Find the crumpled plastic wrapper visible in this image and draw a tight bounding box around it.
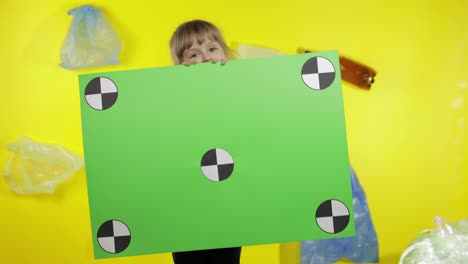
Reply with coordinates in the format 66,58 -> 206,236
399,216 -> 468,264
2,137 -> 84,195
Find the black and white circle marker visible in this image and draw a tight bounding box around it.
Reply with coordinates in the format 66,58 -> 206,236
85,77 -> 118,110
301,57 -> 336,90
315,199 -> 350,234
97,220 -> 131,254
201,148 -> 234,182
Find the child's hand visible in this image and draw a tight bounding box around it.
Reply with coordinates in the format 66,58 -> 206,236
220,57 -> 229,65
182,58 -> 228,66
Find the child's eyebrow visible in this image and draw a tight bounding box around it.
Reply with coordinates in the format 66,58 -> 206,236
184,47 -> 198,55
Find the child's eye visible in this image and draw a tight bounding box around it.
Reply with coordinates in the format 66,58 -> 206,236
190,53 -> 198,58
209,47 -> 217,52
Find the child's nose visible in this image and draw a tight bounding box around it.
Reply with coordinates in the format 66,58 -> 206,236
202,54 -> 212,62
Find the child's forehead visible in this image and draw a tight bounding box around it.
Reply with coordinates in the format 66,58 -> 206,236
188,34 -> 216,45
185,36 -> 218,49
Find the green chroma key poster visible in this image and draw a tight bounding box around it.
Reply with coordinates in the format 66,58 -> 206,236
78,51 -> 355,259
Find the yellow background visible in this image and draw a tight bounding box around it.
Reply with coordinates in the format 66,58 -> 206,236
1,0 -> 467,263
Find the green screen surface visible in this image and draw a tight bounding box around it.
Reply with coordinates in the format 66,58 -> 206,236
78,51 -> 354,259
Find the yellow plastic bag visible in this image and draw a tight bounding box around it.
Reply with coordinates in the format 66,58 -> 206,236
2,137 -> 83,194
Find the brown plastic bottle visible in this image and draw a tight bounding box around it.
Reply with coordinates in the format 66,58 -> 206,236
298,48 -> 376,89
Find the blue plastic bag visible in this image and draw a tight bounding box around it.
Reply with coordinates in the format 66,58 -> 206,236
60,5 -> 121,69
301,166 -> 379,264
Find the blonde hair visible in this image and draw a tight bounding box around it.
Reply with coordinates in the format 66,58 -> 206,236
169,20 -> 234,65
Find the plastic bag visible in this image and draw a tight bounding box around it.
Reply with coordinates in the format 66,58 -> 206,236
60,5 -> 121,69
399,216 -> 468,264
235,43 -> 284,59
2,137 -> 84,195
301,166 -> 379,264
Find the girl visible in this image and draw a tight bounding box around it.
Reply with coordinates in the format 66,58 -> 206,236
169,19 -> 242,264
170,19 -> 235,65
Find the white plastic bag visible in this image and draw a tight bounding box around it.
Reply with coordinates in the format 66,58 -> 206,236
399,216 -> 468,264
60,5 -> 121,69
2,137 -> 84,194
